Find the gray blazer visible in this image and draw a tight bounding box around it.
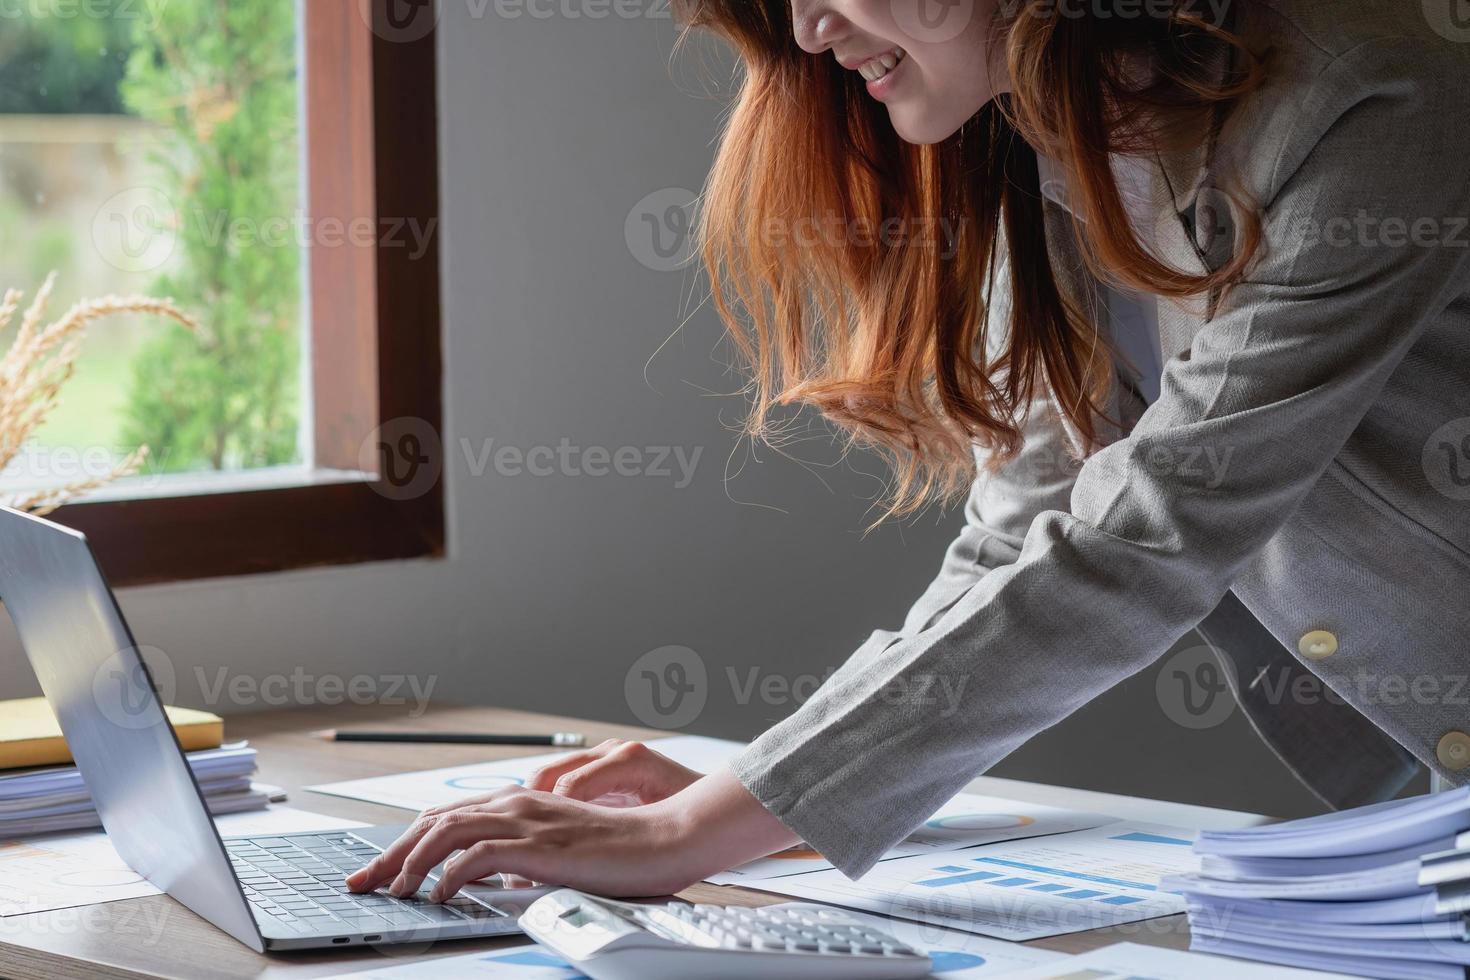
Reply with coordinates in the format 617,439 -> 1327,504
731,0 -> 1470,878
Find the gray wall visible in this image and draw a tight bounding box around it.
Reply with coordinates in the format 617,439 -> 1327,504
0,2 -> 1352,821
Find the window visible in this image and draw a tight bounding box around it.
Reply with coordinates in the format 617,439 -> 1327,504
0,0 -> 444,584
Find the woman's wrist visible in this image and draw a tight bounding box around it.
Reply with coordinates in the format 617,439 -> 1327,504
643,767 -> 802,886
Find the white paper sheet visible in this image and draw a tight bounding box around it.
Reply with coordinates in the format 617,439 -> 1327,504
987,941 -> 1353,979
754,822 -> 1204,941
306,735 -> 745,812
0,806 -> 369,916
1195,787 -> 1470,859
326,907 -> 1070,978
0,831 -> 153,916
709,793 -> 1116,883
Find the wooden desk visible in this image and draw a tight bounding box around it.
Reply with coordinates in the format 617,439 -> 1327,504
0,704 -> 1266,979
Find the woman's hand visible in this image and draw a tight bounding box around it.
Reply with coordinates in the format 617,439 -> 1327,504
344,769 -> 802,901
524,738 -> 702,807
345,786 -> 695,899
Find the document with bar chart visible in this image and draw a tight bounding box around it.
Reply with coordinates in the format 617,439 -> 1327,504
754,822 -> 1202,941
707,792 -> 1117,884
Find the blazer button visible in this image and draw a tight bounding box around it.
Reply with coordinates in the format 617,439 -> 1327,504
1298,630 -> 1338,661
1438,732 -> 1470,772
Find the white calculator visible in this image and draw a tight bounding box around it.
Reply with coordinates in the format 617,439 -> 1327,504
519,889 -> 933,980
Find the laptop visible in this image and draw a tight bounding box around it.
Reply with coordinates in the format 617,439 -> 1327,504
0,506 -> 549,951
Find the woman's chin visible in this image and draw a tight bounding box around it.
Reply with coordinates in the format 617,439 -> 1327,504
887,106 -> 969,146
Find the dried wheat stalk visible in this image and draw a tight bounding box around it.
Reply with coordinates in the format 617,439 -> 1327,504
0,273 -> 198,515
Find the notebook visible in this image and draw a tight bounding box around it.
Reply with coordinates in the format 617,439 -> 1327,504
0,696 -> 223,769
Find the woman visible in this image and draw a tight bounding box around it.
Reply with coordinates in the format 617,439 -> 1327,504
349,0 -> 1470,901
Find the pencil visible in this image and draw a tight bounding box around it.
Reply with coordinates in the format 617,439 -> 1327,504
309,730 -> 586,747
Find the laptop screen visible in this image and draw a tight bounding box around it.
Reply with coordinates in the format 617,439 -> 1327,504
0,507 -> 262,951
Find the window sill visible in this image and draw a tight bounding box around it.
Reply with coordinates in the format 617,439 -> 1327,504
49,467 -> 444,587
41,464 -> 376,504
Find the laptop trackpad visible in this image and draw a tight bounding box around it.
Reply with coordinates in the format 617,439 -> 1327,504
351,824 -> 556,915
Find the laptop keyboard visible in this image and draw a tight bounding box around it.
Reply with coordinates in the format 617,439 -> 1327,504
225,833 -> 505,935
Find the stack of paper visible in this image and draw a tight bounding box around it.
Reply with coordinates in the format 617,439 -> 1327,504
1165,788 -> 1470,980
0,742 -> 273,838
0,696 -> 223,768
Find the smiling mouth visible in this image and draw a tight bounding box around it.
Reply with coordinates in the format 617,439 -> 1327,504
855,47 -> 906,83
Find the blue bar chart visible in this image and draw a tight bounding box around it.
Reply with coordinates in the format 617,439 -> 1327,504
761,822 -> 1201,941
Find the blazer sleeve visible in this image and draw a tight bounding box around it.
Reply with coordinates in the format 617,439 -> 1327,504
728,38 -> 1470,878
827,383 -> 1092,696
822,228 -> 1113,685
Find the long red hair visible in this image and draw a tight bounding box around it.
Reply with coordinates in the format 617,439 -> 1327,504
674,0 -> 1263,517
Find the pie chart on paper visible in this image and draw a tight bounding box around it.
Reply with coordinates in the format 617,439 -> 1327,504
928,951 -> 988,972
925,813 -> 1036,833
444,775 -> 524,792
55,868 -> 146,888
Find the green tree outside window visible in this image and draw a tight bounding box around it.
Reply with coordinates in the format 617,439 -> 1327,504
119,2 -> 301,472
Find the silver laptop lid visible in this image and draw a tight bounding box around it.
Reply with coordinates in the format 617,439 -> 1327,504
0,507 -> 262,951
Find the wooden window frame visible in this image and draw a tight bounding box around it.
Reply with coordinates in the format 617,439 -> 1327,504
51,0 -> 445,586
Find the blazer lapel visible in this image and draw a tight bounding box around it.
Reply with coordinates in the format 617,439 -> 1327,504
1149,38 -> 1242,356
1039,200 -> 1105,459
1150,150 -> 1217,361
1035,36 -> 1239,453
